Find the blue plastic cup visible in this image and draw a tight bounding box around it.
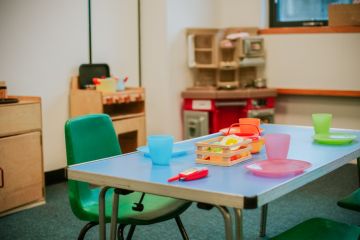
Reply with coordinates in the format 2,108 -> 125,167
147,135 -> 174,165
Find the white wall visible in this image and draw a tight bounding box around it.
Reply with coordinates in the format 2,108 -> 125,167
264,33 -> 360,91
0,0 -> 139,171
275,95 -> 360,129
217,0 -> 264,28
0,0 -> 87,171
142,0 -> 218,139
211,0 -> 360,129
92,0 -> 139,86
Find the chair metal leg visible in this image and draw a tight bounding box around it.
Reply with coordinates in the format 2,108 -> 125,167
99,186 -> 111,240
126,225 -> 136,240
78,221 -> 98,240
117,224 -> 127,240
175,216 -> 189,240
215,206 -> 233,240
357,157 -> 360,186
259,204 -> 268,237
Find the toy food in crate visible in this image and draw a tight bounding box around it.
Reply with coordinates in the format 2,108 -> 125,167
220,122 -> 264,154
195,135 -> 252,166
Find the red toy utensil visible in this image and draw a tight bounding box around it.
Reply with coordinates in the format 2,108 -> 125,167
168,167 -> 209,182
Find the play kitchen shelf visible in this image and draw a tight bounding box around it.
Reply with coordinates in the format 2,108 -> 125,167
187,27 -> 266,89
187,28 -> 219,69
70,77 -> 146,152
0,96 -> 45,216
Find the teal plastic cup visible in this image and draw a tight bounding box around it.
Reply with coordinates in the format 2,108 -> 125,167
147,135 -> 174,165
312,113 -> 332,134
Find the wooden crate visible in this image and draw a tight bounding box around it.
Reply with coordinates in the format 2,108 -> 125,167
195,136 -> 252,166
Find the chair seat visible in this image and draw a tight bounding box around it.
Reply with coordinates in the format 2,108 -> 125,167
338,188 -> 360,212
80,188 -> 191,225
271,218 -> 360,240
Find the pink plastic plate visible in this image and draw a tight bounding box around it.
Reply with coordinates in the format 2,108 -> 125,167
245,159 -> 312,178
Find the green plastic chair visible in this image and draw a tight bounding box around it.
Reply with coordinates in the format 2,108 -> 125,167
337,158 -> 360,213
337,188 -> 360,212
65,114 -> 192,240
270,218 -> 360,240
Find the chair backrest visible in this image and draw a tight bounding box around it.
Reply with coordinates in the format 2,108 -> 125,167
65,114 -> 121,219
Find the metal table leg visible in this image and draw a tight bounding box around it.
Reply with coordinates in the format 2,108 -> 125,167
260,204 -> 268,237
110,188 -> 121,240
233,208 -> 243,240
99,186 -> 110,240
215,206 -> 233,240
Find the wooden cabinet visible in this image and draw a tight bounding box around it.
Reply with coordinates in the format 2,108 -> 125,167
0,96 -> 45,216
70,77 -> 146,152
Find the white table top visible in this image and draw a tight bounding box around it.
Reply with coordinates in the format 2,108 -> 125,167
67,124 -> 360,209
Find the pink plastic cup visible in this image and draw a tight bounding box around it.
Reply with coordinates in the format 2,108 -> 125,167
264,133 -> 290,160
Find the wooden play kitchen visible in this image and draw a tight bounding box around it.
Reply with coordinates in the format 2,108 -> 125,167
70,77 -> 146,153
183,27 -> 276,139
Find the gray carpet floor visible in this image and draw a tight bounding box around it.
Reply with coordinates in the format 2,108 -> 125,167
0,164 -> 359,240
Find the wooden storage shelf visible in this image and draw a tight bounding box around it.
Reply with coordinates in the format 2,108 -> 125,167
70,77 -> 145,118
187,28 -> 219,69
0,96 -> 45,216
194,65 -> 218,69
70,77 -> 147,150
194,69 -> 217,87
195,48 -> 213,51
217,69 -> 238,89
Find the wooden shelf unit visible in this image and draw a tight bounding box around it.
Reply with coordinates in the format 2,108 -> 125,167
187,27 -> 265,90
0,96 -> 45,216
70,77 -> 147,151
187,28 -> 219,69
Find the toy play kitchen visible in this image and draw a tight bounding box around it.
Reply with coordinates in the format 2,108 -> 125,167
182,88 -> 276,139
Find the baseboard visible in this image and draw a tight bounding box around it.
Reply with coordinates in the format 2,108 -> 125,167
45,168 -> 67,185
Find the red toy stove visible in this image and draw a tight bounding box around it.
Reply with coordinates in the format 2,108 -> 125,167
182,97 -> 275,139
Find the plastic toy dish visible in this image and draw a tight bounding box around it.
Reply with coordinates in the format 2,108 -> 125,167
245,159 -> 312,178
137,144 -> 195,158
220,135 -> 245,150
313,133 -> 356,145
